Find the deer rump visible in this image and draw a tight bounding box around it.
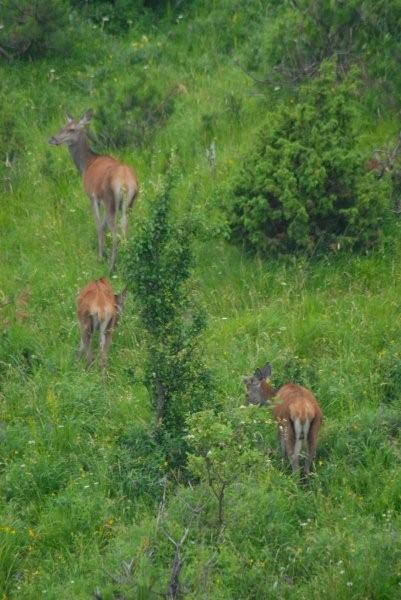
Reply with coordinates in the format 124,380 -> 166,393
84,157 -> 138,213
273,384 -> 322,451
77,278 -> 117,332
77,277 -> 126,370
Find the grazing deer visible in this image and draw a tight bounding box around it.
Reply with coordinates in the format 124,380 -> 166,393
77,277 -> 127,369
49,110 -> 139,271
243,363 -> 323,478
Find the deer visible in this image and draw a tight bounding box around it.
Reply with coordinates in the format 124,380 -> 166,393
243,362 -> 323,479
49,110 -> 139,271
76,277 -> 127,370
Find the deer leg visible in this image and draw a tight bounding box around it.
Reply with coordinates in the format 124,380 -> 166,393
91,198 -> 105,260
78,317 -> 94,368
121,193 -> 130,239
277,424 -> 287,459
290,419 -> 302,473
106,210 -> 118,273
304,417 -> 321,477
281,419 -> 295,471
99,319 -> 113,370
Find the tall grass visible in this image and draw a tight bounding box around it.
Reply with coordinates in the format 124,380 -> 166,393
1,1 -> 401,598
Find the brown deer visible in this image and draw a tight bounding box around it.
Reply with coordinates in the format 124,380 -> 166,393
243,363 -> 323,478
49,110 -> 139,271
77,277 -> 127,369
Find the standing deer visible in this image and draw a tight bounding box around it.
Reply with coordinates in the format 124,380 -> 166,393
243,362 -> 323,478
49,110 -> 139,271
77,277 -> 127,369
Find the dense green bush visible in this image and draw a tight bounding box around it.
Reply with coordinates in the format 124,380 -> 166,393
246,0 -> 401,100
71,0 -> 192,33
122,166 -> 212,466
228,62 -> 392,255
0,0 -> 71,59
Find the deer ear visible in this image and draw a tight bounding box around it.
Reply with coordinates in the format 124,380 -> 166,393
256,363 -> 272,380
65,112 -> 74,123
78,109 -> 93,126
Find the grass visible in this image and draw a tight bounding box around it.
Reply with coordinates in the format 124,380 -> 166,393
1,1 -> 401,598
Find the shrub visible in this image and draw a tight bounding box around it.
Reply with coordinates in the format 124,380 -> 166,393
71,0 -> 190,33
0,0 -> 71,59
227,62 -> 392,255
122,164 -> 213,466
246,0 -> 401,100
186,407 -> 271,526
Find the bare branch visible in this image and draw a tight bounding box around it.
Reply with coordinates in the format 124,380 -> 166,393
156,476 -> 168,531
164,528 -> 190,600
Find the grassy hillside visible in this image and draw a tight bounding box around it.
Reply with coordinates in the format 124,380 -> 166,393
1,1 -> 401,598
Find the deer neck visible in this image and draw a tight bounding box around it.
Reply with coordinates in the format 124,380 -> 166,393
68,132 -> 97,175
260,380 -> 277,402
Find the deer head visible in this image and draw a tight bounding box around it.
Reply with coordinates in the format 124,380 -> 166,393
243,362 -> 275,406
49,110 -> 93,146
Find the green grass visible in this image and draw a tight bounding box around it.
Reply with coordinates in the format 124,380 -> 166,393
1,1 -> 401,598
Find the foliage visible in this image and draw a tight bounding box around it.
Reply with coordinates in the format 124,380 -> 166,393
109,423 -> 166,504
71,0 -> 192,33
247,0 -> 401,101
186,407 -> 271,526
228,62 -> 392,255
2,1 -> 401,598
0,0 -> 71,59
122,166 -> 212,466
94,75 -> 178,150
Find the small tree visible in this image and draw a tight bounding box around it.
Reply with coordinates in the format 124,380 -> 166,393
186,408 -> 271,527
122,166 -> 212,466
227,61 -> 392,255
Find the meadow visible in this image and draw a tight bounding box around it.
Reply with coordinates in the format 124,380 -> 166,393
1,1 -> 401,598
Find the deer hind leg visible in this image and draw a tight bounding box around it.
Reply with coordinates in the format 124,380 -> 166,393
105,200 -> 118,272
91,197 -> 105,260
290,418 -> 303,473
281,419 -> 296,471
277,422 -> 287,459
78,316 -> 94,368
304,416 -> 321,477
99,318 -> 113,370
121,198 -> 129,239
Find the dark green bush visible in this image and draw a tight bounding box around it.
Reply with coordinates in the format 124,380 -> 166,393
0,0 -> 71,59
246,0 -> 401,101
71,0 -> 192,33
227,62 -> 392,255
